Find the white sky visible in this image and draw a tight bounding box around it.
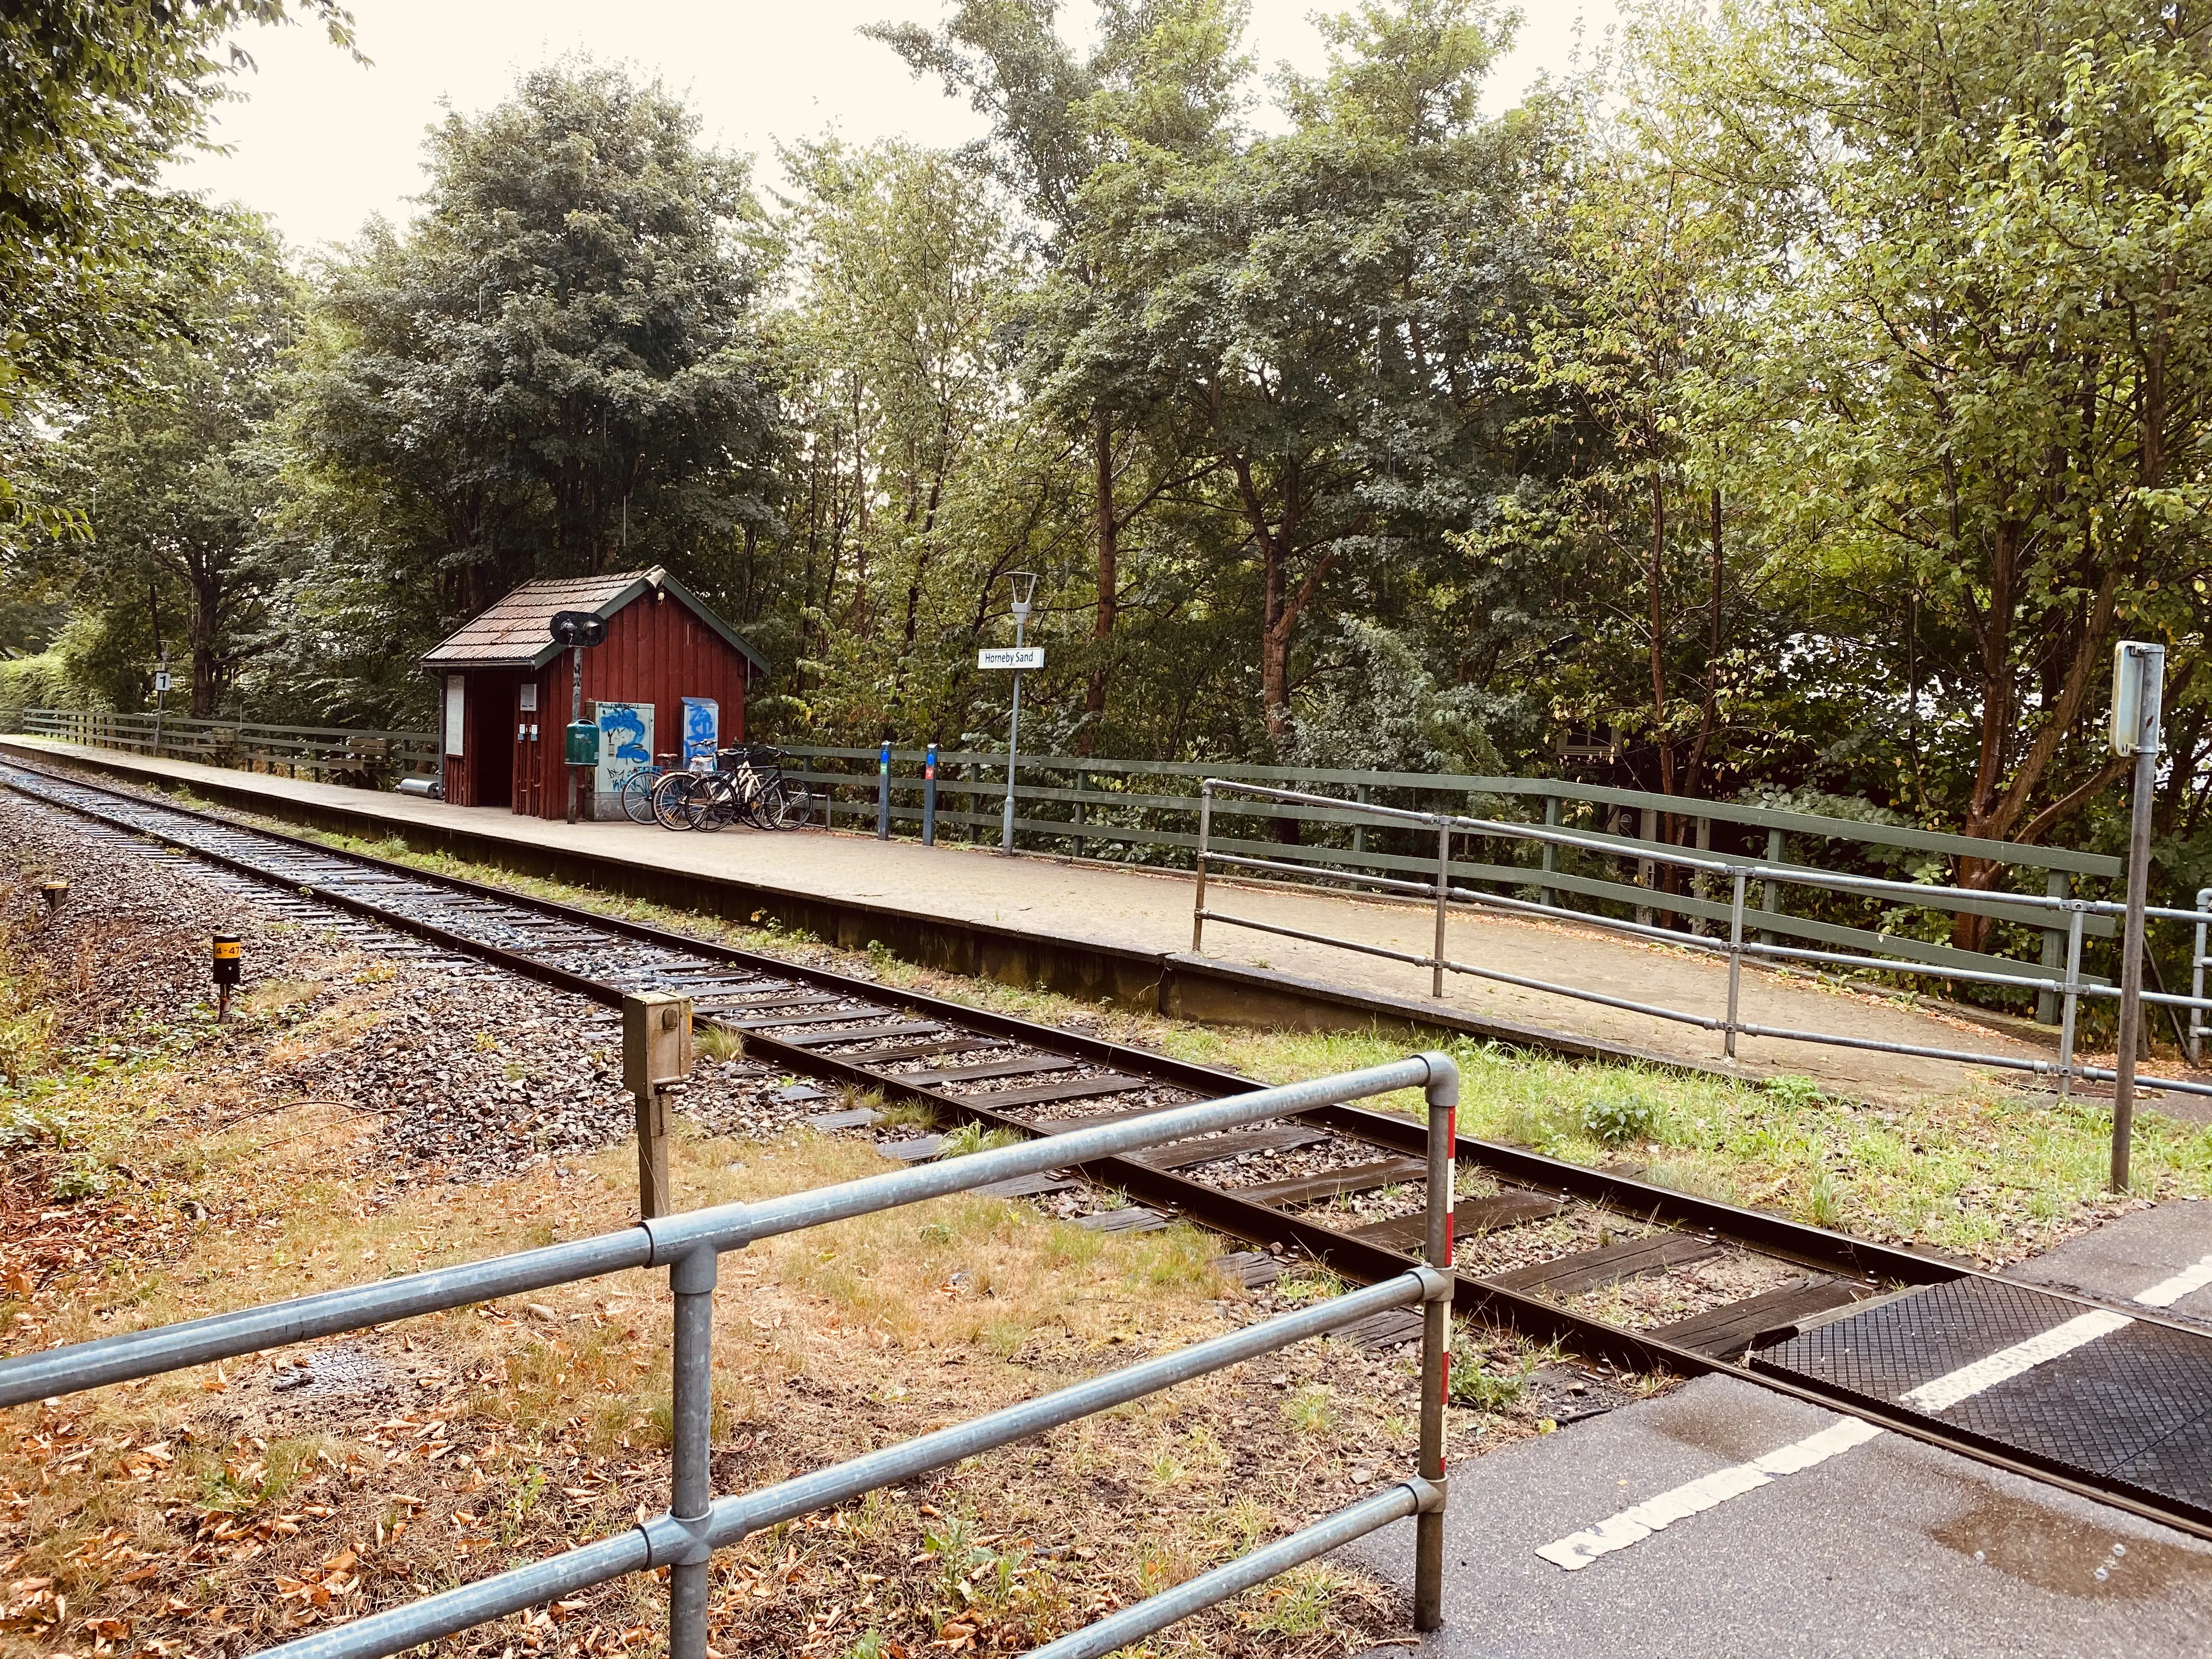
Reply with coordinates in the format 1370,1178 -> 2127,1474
167,0 -> 1615,253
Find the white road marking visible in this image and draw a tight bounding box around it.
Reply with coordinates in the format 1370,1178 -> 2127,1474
1536,1278 -> 2174,1571
2132,1251 -> 2212,1309
1898,1309 -> 2135,1413
1534,1419 -> 1883,1571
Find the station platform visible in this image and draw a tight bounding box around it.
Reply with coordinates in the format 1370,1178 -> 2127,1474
0,736 -> 2058,1107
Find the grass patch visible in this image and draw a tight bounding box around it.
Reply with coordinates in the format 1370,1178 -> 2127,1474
935,1121 -> 1027,1159
1164,1027 -> 2212,1261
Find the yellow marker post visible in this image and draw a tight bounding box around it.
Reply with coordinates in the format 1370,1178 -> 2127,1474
211,933 -> 242,1022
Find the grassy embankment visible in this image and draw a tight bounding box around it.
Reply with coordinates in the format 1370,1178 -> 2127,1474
0,872 -> 1486,1659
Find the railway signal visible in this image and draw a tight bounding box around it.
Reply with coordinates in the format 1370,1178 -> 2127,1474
2109,639 -> 2167,1192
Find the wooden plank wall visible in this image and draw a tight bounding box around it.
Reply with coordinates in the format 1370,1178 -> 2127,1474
531,590 -> 751,820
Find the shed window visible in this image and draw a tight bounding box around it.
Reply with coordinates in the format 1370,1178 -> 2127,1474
445,675 -> 465,756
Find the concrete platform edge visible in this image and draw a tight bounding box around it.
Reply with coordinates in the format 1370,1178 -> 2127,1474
0,736 -> 1748,1081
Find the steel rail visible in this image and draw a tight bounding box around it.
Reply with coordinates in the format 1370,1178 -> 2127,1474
0,759 -> 2010,1285
14,760 -> 2212,1546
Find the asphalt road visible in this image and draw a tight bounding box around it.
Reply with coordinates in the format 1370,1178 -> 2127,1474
1347,1373 -> 2212,1659
1348,1200 -> 2212,1657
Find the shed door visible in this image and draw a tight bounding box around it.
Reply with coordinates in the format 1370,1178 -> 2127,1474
513,679 -> 544,816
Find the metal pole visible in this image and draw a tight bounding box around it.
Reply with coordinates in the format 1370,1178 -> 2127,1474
1432,823 -> 1451,999
1726,870 -> 1747,1061
1026,1486 -> 1431,1659
152,648 -> 168,758
923,743 -> 938,846
667,1245 -> 717,1659
1192,782 -> 1212,953
566,643 -> 583,825
877,738 -> 891,840
2193,887 -> 2210,1069
1415,1053 -> 1458,1632
2038,870 -> 2069,1025
2057,905 -> 2085,1103
1001,608 -> 1025,854
2114,646 -> 2166,1192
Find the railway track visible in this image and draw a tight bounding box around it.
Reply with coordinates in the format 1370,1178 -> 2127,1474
13,754 -> 2212,1544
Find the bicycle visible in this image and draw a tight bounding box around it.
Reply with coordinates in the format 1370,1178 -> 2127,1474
620,753 -> 683,825
747,747 -> 814,830
646,746 -> 812,832
650,765 -> 703,831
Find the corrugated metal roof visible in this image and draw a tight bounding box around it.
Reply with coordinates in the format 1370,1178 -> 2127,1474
420,567 -> 769,675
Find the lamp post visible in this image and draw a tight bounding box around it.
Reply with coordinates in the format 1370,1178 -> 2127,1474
151,648 -> 170,758
1001,571 -> 1036,855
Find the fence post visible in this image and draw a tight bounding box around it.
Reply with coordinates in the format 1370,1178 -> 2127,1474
1192,782 -> 1212,953
1414,1054 -> 1458,1632
1353,783 -> 1369,860
1540,795 -> 1559,911
1758,828 -> 1786,948
877,740 -> 891,840
2057,905 -> 2085,1103
1432,823 -> 1452,999
2037,870 -> 2069,1024
1636,806 -> 1657,928
624,992 -> 692,1220
1073,770 -> 1087,860
923,744 -> 939,846
2193,887 -> 2210,1068
667,1243 -> 718,1659
1726,870 -> 1747,1061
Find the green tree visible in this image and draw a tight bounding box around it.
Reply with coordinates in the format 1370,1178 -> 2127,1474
1,0 -> 350,541
287,62 -> 779,623
15,215 -> 299,715
1639,0 -> 2212,927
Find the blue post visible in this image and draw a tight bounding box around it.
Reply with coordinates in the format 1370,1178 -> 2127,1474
923,743 -> 939,846
877,740 -> 891,840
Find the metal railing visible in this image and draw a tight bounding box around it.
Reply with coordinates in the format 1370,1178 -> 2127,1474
0,1056 -> 1461,1659
775,743 -> 2120,1023
1192,780 -> 2212,1115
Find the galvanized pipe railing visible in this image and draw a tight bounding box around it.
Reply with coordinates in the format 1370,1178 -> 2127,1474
0,1054 -> 1463,1659
1192,780 -> 2212,1114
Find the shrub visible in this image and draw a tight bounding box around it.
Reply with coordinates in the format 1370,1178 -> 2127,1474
1582,1092 -> 1657,1146
1763,1074 -> 1822,1108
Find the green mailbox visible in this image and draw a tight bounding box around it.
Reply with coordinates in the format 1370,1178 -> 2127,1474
564,721 -> 600,766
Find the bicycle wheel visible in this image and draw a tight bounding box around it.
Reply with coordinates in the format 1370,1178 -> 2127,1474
765,780 -> 814,830
686,775 -> 736,833
732,768 -> 769,829
620,768 -> 663,825
651,771 -> 696,830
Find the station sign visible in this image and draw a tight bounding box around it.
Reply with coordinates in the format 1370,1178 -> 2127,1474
977,647 -> 1044,670
153,672 -> 172,693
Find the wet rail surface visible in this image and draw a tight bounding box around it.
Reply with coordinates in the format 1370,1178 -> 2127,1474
15,757 -> 2212,1542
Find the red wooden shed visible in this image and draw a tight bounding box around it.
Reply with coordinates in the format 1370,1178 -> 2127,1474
421,567 -> 768,819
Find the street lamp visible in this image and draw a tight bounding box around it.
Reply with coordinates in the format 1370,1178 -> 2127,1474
1001,571 -> 1037,854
